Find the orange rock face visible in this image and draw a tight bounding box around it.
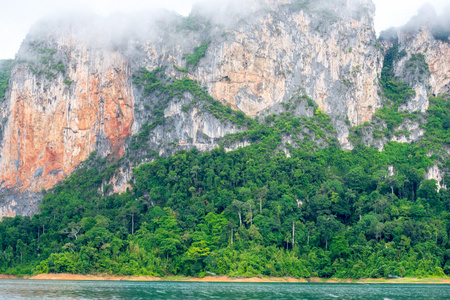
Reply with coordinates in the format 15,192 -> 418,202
0,44 -> 134,193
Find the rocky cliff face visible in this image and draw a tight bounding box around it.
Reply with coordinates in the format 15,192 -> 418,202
192,0 -> 383,148
399,27 -> 450,107
381,26 -> 450,116
129,0 -> 383,148
0,35 -> 134,217
378,4 -> 450,115
0,0 -> 448,218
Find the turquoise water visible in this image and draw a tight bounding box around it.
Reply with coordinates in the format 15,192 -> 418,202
0,280 -> 449,299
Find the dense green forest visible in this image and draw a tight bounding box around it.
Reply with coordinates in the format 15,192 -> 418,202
1,44 -> 450,279
1,93 -> 450,278
1,121 -> 449,278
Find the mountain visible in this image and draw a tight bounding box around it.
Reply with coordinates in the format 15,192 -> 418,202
0,0 -> 450,279
0,0 -> 403,217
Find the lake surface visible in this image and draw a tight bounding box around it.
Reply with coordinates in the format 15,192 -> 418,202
0,279 -> 449,299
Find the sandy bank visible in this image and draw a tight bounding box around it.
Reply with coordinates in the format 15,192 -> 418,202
0,274 -> 448,284
0,274 -> 20,279
31,273 -> 165,281
29,274 -> 306,283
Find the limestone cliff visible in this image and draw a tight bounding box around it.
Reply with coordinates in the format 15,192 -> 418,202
0,0 -> 449,218
398,27 -> 450,110
354,7 -> 450,150
198,0 -> 382,147
0,36 -> 134,217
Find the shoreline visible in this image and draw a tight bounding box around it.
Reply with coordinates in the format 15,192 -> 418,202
1,274 -> 449,284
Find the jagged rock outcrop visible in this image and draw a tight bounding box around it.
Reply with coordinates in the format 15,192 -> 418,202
403,29 -> 450,91
356,118 -> 426,151
425,164 -> 447,190
391,28 -> 450,113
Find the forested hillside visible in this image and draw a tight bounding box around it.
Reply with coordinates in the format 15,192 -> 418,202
1,88 -> 449,278
1,36 -> 450,277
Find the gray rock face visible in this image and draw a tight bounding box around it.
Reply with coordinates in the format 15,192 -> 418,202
391,26 -> 450,114
356,117 -> 426,151
394,53 -> 430,113
147,93 -> 243,156
125,0 -> 383,144
355,20 -> 450,150
193,0 -> 383,148
425,164 -> 447,190
0,189 -> 41,218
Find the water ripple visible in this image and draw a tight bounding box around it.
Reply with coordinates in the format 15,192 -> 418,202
0,280 -> 449,300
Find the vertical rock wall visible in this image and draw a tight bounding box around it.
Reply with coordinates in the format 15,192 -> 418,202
192,0 -> 383,147
0,36 -> 134,217
395,27 -> 450,113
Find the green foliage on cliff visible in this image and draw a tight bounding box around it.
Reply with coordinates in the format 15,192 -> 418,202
350,44 -> 425,145
177,14 -> 210,32
224,108 -> 336,151
375,44 -> 416,131
0,59 -> 13,101
26,43 -> 65,80
173,64 -> 188,73
184,42 -> 209,69
132,67 -> 255,136
421,94 -> 450,153
432,27 -> 450,43
405,53 -> 429,78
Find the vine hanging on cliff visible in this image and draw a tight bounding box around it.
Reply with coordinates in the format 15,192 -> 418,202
0,59 -> 13,101
183,42 -> 209,69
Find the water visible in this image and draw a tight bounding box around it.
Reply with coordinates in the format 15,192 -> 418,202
0,280 -> 449,299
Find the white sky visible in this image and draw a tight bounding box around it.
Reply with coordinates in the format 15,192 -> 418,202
0,0 -> 448,59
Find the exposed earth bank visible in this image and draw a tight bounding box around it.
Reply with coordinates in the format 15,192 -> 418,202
1,273 -> 449,284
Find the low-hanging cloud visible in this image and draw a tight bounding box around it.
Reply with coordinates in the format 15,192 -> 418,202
25,8 -> 180,48
4,0 -> 450,60
18,0 -> 268,59
379,2 -> 450,43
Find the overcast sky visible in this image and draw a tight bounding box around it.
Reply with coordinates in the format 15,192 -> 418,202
0,0 -> 448,59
